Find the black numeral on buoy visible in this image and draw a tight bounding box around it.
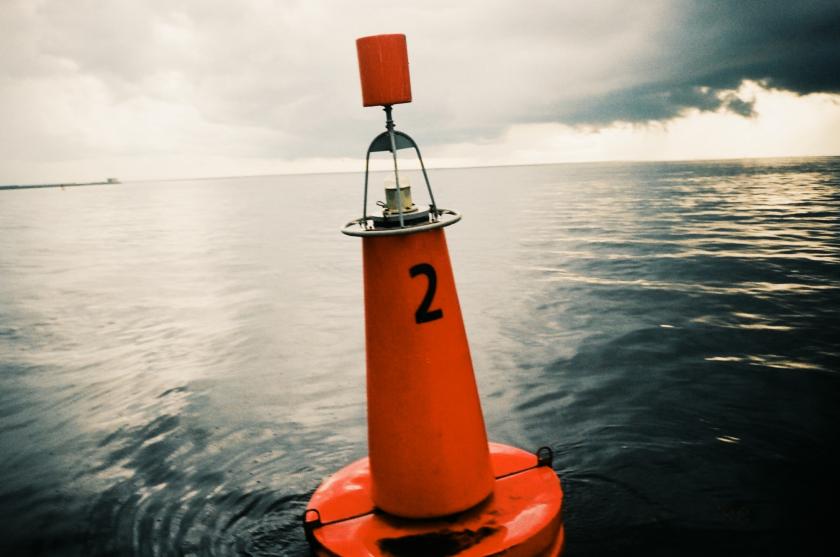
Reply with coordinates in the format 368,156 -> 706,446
409,263 -> 444,324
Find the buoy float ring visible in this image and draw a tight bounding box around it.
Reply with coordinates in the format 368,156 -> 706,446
304,443 -> 564,556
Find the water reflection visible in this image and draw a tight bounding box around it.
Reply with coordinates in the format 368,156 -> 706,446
497,158 -> 840,554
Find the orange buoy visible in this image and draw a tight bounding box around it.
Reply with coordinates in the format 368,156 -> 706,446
304,33 -> 564,556
356,34 -> 412,107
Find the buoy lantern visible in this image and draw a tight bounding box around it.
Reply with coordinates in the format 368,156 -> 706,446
304,34 -> 564,556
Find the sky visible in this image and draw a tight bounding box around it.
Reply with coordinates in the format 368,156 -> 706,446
1,0 -> 839,183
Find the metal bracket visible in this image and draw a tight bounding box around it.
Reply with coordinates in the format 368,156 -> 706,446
359,105 -> 439,232
368,130 -> 415,153
302,508 -> 322,547
536,446 -> 554,467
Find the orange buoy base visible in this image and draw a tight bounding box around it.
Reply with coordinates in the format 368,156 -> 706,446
304,443 -> 564,556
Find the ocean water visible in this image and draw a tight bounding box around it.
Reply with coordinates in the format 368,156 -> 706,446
1,157 -> 838,556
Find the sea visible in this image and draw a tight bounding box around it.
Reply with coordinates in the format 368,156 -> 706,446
1,157 -> 838,556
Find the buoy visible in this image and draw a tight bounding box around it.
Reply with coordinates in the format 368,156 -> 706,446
304,33 -> 564,555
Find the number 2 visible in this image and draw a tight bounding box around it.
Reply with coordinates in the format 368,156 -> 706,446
409,263 -> 444,324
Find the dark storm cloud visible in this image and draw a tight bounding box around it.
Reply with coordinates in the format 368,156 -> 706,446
558,83 -> 756,125
558,0 -> 840,125
691,0 -> 840,94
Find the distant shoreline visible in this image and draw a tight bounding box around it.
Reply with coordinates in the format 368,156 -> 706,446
0,179 -> 119,191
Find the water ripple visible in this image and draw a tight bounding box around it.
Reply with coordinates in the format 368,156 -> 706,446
1,160 -> 839,554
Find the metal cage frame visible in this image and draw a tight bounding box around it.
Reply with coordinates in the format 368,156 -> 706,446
342,106 -> 461,237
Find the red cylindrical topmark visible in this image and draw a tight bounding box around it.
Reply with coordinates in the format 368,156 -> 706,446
356,34 -> 412,107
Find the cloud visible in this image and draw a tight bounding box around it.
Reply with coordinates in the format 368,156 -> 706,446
689,1 -> 840,95
541,0 -> 840,125
0,0 -> 838,181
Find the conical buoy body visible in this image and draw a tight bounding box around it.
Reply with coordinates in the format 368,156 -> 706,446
363,228 -> 494,517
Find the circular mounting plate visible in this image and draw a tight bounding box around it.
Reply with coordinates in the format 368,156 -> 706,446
342,208 -> 461,237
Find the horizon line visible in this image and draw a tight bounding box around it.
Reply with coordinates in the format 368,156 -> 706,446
5,153 -> 839,187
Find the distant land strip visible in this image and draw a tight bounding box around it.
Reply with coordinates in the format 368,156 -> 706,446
0,179 -> 120,191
